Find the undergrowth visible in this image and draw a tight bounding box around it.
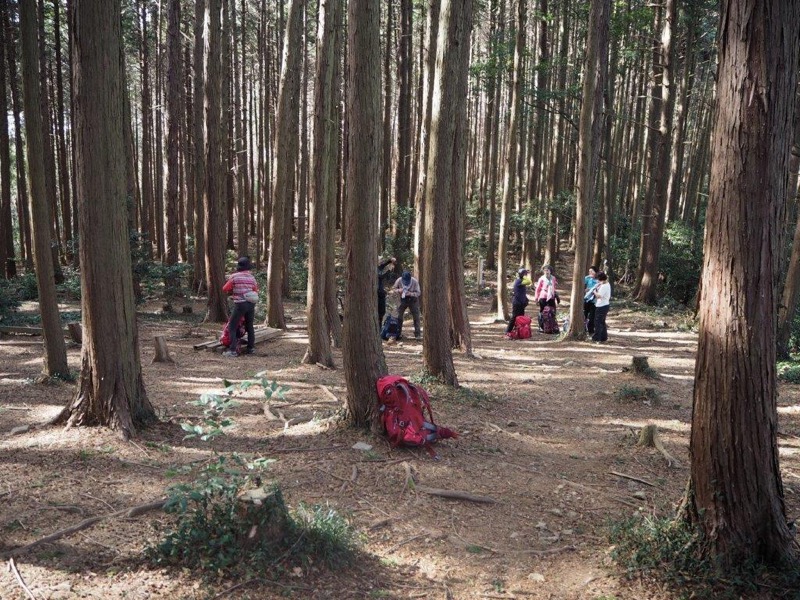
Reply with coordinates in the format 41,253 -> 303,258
147,373 -> 357,579
614,385 -> 660,405
608,513 -> 800,599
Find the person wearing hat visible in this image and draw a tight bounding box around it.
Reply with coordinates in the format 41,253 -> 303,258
391,270 -> 422,340
222,256 -> 258,356
506,267 -> 532,334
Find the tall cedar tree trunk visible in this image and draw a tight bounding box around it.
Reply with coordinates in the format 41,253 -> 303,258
266,0 -> 303,329
776,94 -> 800,359
303,0 -> 340,368
7,3 -> 32,270
447,0 -> 473,356
53,0 -> 71,265
37,0 -> 64,276
633,0 -> 676,303
412,0 -> 440,282
379,0 -> 391,250
343,0 -> 387,427
139,2 -> 154,259
422,0 -> 472,385
19,0 -> 69,378
495,0 -> 525,322
684,0 -> 800,568
485,0 -> 501,271
565,0 -> 609,340
394,0 -> 412,260
193,0 -> 207,292
296,2 -> 308,247
0,0 -> 13,278
56,0 -> 156,437
204,0 -> 228,322
164,0 -> 181,299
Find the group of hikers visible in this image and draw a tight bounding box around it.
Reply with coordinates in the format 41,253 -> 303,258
505,264 -> 611,342
219,255 -> 611,356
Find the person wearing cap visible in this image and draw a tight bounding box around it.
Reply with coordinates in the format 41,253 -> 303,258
506,267 -> 532,334
391,271 -> 422,339
222,256 -> 258,356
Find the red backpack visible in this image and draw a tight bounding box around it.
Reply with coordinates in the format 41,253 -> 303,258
507,315 -> 532,340
376,376 -> 458,456
220,316 -> 246,349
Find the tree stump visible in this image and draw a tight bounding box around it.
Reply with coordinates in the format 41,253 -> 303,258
236,486 -> 291,551
632,356 -> 650,373
67,322 -> 83,344
638,423 -> 681,468
152,336 -> 174,363
182,305 -> 193,314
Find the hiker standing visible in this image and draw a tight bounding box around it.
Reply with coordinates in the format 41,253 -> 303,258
391,271 -> 422,340
583,266 -> 599,334
592,271 -> 611,343
222,256 -> 258,356
377,256 -> 397,327
506,268 -> 531,334
534,265 -> 558,312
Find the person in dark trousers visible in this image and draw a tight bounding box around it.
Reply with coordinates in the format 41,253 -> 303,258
583,265 -> 599,334
222,256 -> 258,356
506,268 -> 531,334
592,271 -> 611,343
377,256 -> 397,327
391,271 -> 422,339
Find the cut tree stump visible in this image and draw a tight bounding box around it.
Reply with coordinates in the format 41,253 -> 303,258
236,486 -> 291,551
638,424 -> 681,468
152,336 -> 174,363
67,322 -> 83,344
632,356 -> 650,373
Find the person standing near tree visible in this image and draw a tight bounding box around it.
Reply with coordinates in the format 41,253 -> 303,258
583,266 -> 599,334
534,265 -> 559,312
222,256 -> 259,356
377,256 -> 397,327
592,271 -> 611,343
506,268 -> 531,334
392,270 -> 422,340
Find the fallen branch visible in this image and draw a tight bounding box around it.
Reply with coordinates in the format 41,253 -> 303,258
315,466 -> 350,483
609,471 -> 657,488
386,533 -> 426,553
264,444 -> 343,455
1,497 -> 167,559
416,486 -> 497,504
7,558 -> 37,600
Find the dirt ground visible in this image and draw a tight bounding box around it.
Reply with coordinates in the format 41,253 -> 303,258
2,277 -> 800,600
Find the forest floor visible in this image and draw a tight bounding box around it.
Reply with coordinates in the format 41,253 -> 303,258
2,272 -> 800,600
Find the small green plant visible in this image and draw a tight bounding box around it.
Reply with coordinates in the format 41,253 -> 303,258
289,243 -> 309,298
777,360 -> 800,384
614,385 -> 660,405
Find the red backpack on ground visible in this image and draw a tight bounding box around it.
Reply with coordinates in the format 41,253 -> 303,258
220,316 -> 246,349
507,315 -> 532,340
376,376 -> 458,457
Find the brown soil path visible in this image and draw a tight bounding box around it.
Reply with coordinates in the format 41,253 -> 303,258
1,275 -> 799,599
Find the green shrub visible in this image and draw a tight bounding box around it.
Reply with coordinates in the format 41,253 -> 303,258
614,385 -> 660,405
777,361 -> 800,384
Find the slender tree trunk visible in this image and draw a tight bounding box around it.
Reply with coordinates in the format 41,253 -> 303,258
0,0 -> 13,278
495,0 -> 525,322
56,0 -> 155,438
343,0 -> 387,427
394,0 -> 413,259
379,0 -> 392,250
164,0 -> 182,300
565,0 -> 609,340
266,0 -> 303,328
303,0 -> 340,368
204,0 -> 228,322
139,1 -> 154,258
296,1 -> 308,247
193,0 -> 207,292
53,0 -> 71,265
684,0 -> 800,569
19,0 -> 68,378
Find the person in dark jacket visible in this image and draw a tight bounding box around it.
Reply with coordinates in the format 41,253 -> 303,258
506,268 -> 532,334
377,257 -> 397,327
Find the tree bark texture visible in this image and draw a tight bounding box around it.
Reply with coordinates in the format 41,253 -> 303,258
686,0 -> 800,568
0,0 -> 13,278
343,0 -> 387,427
56,0 -> 156,437
164,0 -> 182,297
19,0 -> 69,378
566,0 -> 609,340
267,0 -> 303,329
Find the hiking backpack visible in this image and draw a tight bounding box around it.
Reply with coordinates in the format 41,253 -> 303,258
540,306 -> 560,334
507,315 -> 532,340
220,316 -> 246,349
376,376 -> 457,456
380,315 -> 402,340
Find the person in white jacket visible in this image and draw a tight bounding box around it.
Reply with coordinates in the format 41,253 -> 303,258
591,271 -> 611,343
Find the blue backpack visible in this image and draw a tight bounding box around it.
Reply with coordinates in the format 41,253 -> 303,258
381,315 -> 402,340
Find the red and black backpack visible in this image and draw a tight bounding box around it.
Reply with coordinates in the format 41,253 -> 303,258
376,376 -> 457,456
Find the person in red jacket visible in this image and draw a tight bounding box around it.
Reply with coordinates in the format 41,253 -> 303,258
222,256 -> 258,356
